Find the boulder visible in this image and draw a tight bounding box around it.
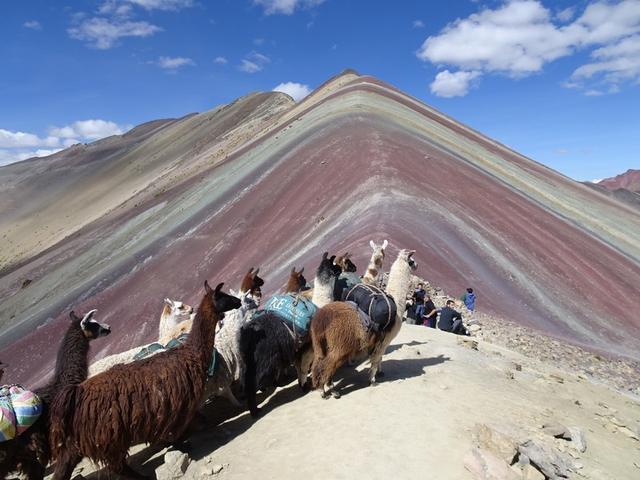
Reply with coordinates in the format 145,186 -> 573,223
518,440 -> 573,479
464,448 -> 521,480
568,427 -> 587,453
472,424 -> 519,464
156,451 -> 190,480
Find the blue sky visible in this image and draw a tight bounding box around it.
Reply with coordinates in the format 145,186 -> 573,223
1,0 -> 639,181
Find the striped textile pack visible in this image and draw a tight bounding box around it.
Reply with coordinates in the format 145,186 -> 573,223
0,385 -> 43,442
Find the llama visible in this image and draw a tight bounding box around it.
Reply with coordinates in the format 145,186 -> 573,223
334,252 -> 360,301
0,310 -> 110,480
159,267 -> 264,344
157,299 -> 195,342
310,249 -> 417,399
201,267 -> 303,408
362,239 -> 388,286
88,268 -> 263,378
240,257 -> 338,417
49,282 -> 240,480
88,298 -> 194,377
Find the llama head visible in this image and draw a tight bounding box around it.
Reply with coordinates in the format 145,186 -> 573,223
70,309 -> 111,339
205,281 -> 242,313
317,252 -> 342,284
239,290 -> 259,311
369,240 -> 388,261
286,266 -> 307,293
163,298 -> 194,321
398,249 -> 418,271
336,252 -> 357,273
241,267 -> 265,297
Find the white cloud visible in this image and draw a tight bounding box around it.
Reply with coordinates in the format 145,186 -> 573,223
49,120 -> 131,140
23,20 -> 42,30
155,56 -> 195,70
417,0 -> 640,96
273,82 -> 312,101
68,17 -> 162,49
413,20 -> 425,28
254,0 -> 326,15
238,52 -> 270,73
0,119 -> 132,166
430,70 -> 481,97
253,38 -> 265,45
0,148 -> 63,166
213,56 -> 228,64
556,6 -> 575,22
125,0 -> 194,10
0,129 -> 59,148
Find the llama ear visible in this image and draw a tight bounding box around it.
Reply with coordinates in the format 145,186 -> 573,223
204,280 -> 213,294
382,240 -> 388,250
291,267 -> 296,274
164,298 -> 173,307
248,267 -> 254,274
329,255 -> 336,263
215,282 -> 224,294
253,268 -> 259,276
299,267 -> 304,274
80,309 -> 97,327
370,240 -> 376,249
69,310 -> 80,321
322,252 -> 328,260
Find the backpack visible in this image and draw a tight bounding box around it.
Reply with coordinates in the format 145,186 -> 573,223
344,284 -> 397,332
261,294 -> 318,339
0,385 -> 43,442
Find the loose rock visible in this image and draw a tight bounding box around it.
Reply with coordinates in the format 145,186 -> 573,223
568,427 -> 587,453
471,424 -> 519,464
542,423 -> 571,439
156,451 -> 190,480
518,440 -> 574,479
464,447 -> 520,480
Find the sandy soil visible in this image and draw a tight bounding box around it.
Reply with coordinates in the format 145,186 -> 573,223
58,324 -> 640,480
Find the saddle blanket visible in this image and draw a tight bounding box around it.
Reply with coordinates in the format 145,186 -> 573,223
261,293 -> 318,338
344,283 -> 397,332
0,385 -> 43,442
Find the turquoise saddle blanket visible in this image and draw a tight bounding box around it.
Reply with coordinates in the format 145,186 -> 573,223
133,333 -> 217,376
261,293 -> 318,337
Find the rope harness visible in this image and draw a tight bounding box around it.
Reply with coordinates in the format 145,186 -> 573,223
345,283 -> 395,331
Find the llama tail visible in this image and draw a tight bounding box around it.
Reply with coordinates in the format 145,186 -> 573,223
48,384 -> 79,457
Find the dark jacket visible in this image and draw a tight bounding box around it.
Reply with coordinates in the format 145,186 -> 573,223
438,306 -> 462,332
413,288 -> 426,305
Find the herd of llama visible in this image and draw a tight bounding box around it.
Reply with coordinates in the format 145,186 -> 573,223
0,240 -> 417,480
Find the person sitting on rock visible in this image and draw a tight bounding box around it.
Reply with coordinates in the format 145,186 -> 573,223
422,294 -> 438,328
438,300 -> 468,335
413,283 -> 427,319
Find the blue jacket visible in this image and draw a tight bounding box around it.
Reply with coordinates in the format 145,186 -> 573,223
464,292 -> 476,311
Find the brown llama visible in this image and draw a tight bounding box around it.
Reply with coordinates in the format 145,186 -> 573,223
0,310 -> 111,480
310,249 -> 417,398
362,239 -> 388,286
49,282 -> 240,480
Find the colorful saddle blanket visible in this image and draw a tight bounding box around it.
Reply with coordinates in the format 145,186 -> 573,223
261,294 -> 318,338
133,334 -> 218,376
0,385 -> 43,442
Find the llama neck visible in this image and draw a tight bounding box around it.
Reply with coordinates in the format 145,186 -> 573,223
363,253 -> 383,284
312,276 -> 335,308
385,260 -> 412,319
186,297 -> 218,359
159,305 -> 178,333
50,321 -> 90,393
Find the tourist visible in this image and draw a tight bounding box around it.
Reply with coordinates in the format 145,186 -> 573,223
461,287 -> 476,311
413,283 -> 427,319
422,294 -> 438,328
438,300 -> 468,335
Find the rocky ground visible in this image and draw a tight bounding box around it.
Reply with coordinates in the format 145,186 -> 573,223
48,316 -> 640,480
417,279 -> 640,398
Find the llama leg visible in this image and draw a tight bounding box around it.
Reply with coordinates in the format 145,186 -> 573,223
52,450 -> 82,480
21,459 -> 45,480
296,348 -> 314,391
